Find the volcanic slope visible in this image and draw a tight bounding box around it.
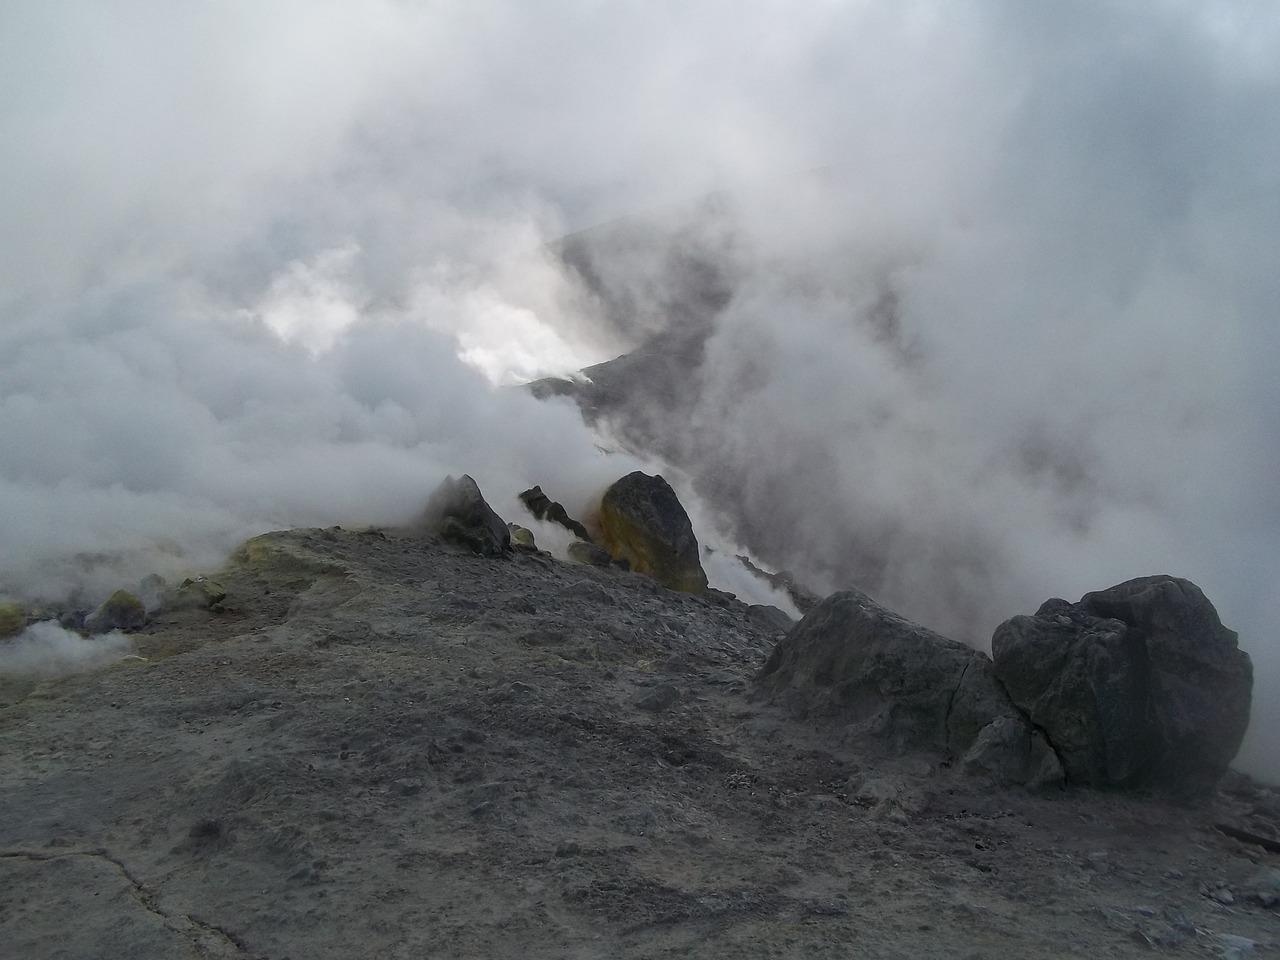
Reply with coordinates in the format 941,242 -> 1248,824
2,526 -> 1278,959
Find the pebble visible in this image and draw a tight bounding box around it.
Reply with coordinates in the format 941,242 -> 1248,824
854,778 -> 898,805
392,778 -> 423,796
1217,934 -> 1258,960
509,681 -> 541,701
635,682 -> 681,713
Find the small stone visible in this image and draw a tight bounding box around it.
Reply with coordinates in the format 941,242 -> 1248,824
393,778 -> 423,796
854,778 -> 898,805
636,682 -> 680,713
509,681 -> 541,701
1217,934 -> 1258,960
554,841 -> 580,858
1211,888 -> 1236,905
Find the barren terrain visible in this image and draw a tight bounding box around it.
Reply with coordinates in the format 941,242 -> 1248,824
2,527 -> 1278,959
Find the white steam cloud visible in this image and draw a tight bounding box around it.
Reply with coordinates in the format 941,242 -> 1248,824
0,623 -> 132,679
1,2 -> 1277,776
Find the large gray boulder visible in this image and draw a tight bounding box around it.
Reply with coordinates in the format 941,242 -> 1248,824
420,475 -> 511,557
597,472 -> 708,593
757,590 -> 1018,756
991,576 -> 1252,796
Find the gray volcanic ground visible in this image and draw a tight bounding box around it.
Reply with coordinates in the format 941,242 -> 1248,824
2,527 -> 1279,959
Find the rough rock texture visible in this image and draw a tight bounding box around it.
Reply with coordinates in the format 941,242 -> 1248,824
162,577 -> 227,612
3,527 -> 1278,960
746,603 -> 795,635
961,715 -> 1065,789
519,485 -> 593,542
597,472 -> 708,594
567,541 -> 614,567
421,474 -> 511,557
508,524 -> 537,550
992,575 -> 1252,796
0,601 -> 26,638
756,590 -> 1017,755
83,589 -> 147,633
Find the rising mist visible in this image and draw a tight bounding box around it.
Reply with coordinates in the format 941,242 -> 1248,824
1,2 -> 1276,776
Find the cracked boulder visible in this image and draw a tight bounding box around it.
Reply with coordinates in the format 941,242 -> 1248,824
420,474 -> 511,557
756,590 -> 1018,756
991,575 -> 1252,796
596,472 -> 707,594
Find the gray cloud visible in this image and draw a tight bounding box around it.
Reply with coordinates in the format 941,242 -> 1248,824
1,2 -> 1277,776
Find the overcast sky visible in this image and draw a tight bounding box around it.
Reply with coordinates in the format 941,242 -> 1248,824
1,0 -> 1278,773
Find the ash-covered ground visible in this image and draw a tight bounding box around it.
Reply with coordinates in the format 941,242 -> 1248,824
2,527 -> 1278,959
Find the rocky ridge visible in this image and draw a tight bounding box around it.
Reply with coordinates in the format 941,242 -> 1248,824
1,513 -> 1277,958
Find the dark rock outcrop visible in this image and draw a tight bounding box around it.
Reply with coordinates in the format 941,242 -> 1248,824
737,555 -> 823,615
991,576 -> 1252,796
757,590 -> 1017,756
596,472 -> 708,593
518,486 -> 592,542
84,589 -> 147,633
421,475 -> 510,557
746,603 -> 796,634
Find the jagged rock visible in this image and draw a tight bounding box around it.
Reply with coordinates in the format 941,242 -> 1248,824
0,601 -> 26,638
961,716 -> 1064,790
518,486 -> 592,542
746,604 -> 795,634
636,682 -> 681,713
756,590 -> 1016,755
991,576 -> 1252,796
508,524 -> 537,550
84,589 -> 147,633
164,577 -> 227,612
421,475 -> 510,557
738,556 -> 823,614
567,541 -> 613,567
596,472 -> 707,593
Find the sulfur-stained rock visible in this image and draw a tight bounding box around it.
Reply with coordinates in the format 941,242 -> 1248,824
165,577 -> 228,612
567,541 -> 613,567
596,472 -> 707,593
84,589 -> 147,633
508,524 -> 537,550
0,601 -> 26,638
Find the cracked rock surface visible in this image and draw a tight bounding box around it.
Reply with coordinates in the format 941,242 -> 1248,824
1,527 -> 1277,959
